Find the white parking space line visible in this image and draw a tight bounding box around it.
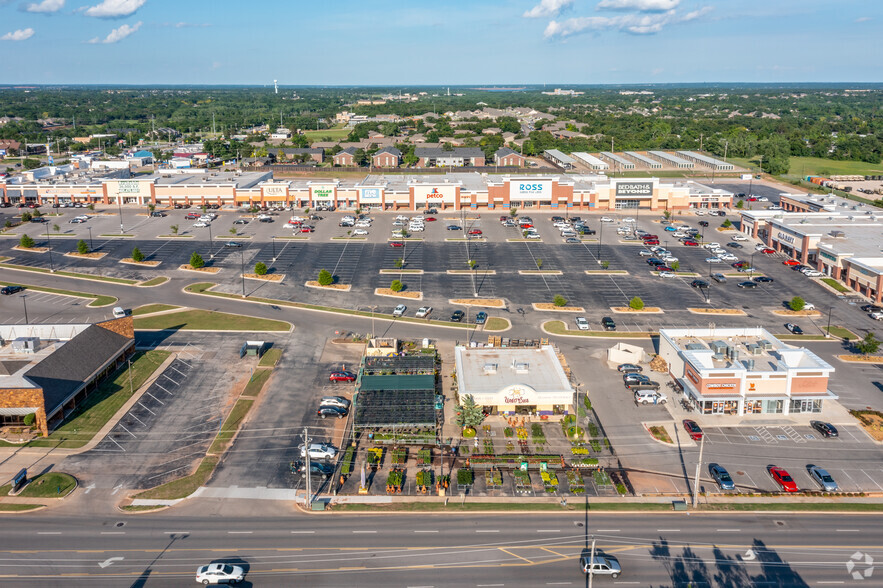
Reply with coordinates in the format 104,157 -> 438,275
861,470 -> 883,492
144,391 -> 165,405
108,437 -> 125,452
837,469 -> 859,491
117,424 -> 136,438
291,530 -> 315,534
137,402 -> 156,415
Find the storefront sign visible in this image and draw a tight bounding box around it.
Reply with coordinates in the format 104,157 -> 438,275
706,383 -> 736,389
777,231 -> 796,244
414,184 -> 456,204
311,186 -> 334,201
360,188 -> 382,201
118,180 -> 141,194
263,185 -> 287,197
685,367 -> 699,384
615,182 -> 653,197
509,179 -> 551,201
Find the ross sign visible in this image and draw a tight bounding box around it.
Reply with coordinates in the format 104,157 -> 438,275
777,231 -> 796,244
509,179 -> 551,201
118,180 -> 141,194
311,186 -> 334,201
360,188 -> 382,202
615,181 -> 653,197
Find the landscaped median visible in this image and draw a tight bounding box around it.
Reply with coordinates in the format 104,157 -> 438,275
305,280 -> 352,292
379,269 -> 424,274
446,269 -> 497,275
120,258 -> 161,267
132,303 -> 181,316
178,264 -> 221,274
532,303 -> 585,312
688,307 -> 747,316
0,259 -> 142,286
448,298 -> 506,308
543,320 -> 655,338
64,251 -> 108,260
584,269 -> 629,275
482,317 -> 510,332
771,309 -> 822,317
133,309 -> 291,332
518,270 -> 563,275
610,306 -> 664,314
0,280 -> 118,307
242,273 -> 285,283
0,472 -> 77,498
374,287 -> 423,300
184,282 -> 474,329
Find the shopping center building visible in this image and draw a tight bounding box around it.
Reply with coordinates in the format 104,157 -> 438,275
658,327 -> 837,417
1,168 -> 732,212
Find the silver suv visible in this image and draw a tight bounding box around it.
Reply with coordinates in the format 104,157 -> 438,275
634,390 -> 668,405
299,442 -> 338,461
580,554 -> 621,577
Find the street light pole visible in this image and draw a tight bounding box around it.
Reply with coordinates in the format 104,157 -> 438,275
692,432 -> 705,508
271,235 -> 276,262
240,249 -> 246,298
45,222 -> 54,273
826,305 -> 833,338
21,295 -> 28,325
208,223 -> 214,259
87,226 -> 93,252
588,535 -> 596,588
117,195 -> 124,234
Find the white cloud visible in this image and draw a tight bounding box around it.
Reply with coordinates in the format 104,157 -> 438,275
84,0 -> 145,18
87,20 -> 141,43
1,27 -> 35,41
523,0 -> 575,18
545,6 -> 710,37
855,16 -> 871,23
596,0 -> 680,11
24,0 -> 64,13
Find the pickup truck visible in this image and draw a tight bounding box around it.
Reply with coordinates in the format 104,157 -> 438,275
625,380 -> 661,391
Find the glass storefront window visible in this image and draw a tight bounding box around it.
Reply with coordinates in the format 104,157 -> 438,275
790,399 -> 822,413
764,399 -> 783,414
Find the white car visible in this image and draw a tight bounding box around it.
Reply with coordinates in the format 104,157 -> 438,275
195,563 -> 245,585
635,390 -> 668,405
408,225 -> 424,232
299,442 -> 338,461
393,304 -> 406,317
870,311 -> 883,321
703,242 -> 721,249
672,231 -> 687,238
712,248 -> 727,255
352,229 -> 368,236
732,234 -> 748,241
411,216 -> 424,222
803,302 -> 816,311
757,197 -> 769,202
320,396 -> 351,409
575,317 -> 589,330
415,306 -> 432,318
694,210 -> 706,216
622,217 -> 636,223
600,216 -> 615,222
639,249 -> 654,256
659,271 -> 677,278
718,254 -> 738,262
661,256 -> 679,263
769,205 -> 783,210
355,221 -> 371,228
553,222 -> 571,229
804,270 -> 823,277
193,222 -> 209,227
392,220 -> 406,227
755,243 -> 768,251
395,215 -> 409,221
525,232 -> 542,239
705,257 -> 723,263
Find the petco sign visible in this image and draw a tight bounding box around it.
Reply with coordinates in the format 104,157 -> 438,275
509,179 -> 551,201
615,182 -> 653,197
360,188 -> 382,202
414,185 -> 455,204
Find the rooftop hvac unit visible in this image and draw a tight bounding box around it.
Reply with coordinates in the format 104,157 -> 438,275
743,358 -> 755,371
758,339 -> 773,350
11,337 -> 40,354
746,343 -> 762,355
482,363 -> 498,374
731,348 -> 740,362
512,360 -> 530,374
711,340 -> 728,355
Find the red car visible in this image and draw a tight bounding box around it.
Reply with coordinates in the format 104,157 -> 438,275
642,235 -> 659,240
644,239 -> 660,245
520,223 -> 533,229
424,217 -> 437,222
329,371 -> 356,382
499,216 -> 508,222
389,241 -> 404,247
300,226 -> 314,233
683,240 -> 699,246
747,197 -> 758,202
732,261 -> 749,268
783,259 -> 800,266
655,265 -> 674,273
761,248 -> 775,255
683,419 -> 703,441
768,465 -> 798,492
468,229 -> 482,235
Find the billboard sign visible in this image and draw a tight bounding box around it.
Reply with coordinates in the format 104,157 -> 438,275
509,179 -> 551,201
615,181 -> 653,197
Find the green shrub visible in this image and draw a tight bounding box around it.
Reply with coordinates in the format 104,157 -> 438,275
19,234 -> 35,249
23,413 -> 35,427
254,262 -> 268,276
553,294 -> 567,307
189,252 -> 205,269
629,296 -> 645,310
722,219 -> 733,228
789,296 -> 805,311
317,269 -> 333,285
77,240 -> 89,254
390,279 -> 403,292
131,247 -> 145,262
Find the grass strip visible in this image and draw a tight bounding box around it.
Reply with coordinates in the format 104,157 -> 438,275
132,304 -> 181,316
258,348 -> 282,367
483,317 -> 510,331
242,368 -> 272,397
0,261 -> 138,285
133,309 -> 290,332
0,473 -> 77,498
132,456 -> 219,501
208,398 -> 254,454
0,280 -> 118,307
821,277 -> 850,293
825,326 -> 857,341
0,503 -> 44,512
698,502 -> 883,512
119,504 -> 165,512
26,350 -> 171,449
138,277 -> 170,287
334,502 -> 674,512
543,320 -> 654,338
185,282 -> 473,329
99,234 -> 135,237
776,334 -> 830,341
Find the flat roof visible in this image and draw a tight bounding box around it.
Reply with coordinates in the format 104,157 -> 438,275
455,345 -> 572,397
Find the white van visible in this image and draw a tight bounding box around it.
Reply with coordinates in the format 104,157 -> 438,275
112,307 -> 127,318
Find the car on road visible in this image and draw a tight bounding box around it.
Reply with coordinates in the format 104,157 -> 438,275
737,281 -> 758,289
634,390 -> 667,404
785,323 -> 803,334
783,259 -> 801,266
320,396 -> 351,410
683,419 -> 703,440
415,306 -> 432,318
575,317 -> 589,330
446,225 -> 461,231
711,273 -> 726,283
808,465 -> 838,492
290,460 -> 335,479
698,220 -> 709,227
195,563 -> 245,585
709,463 -> 735,490
0,285 -> 23,295
617,363 -> 642,373
223,241 -> 242,248
389,241 -> 404,247
299,442 -> 338,461
732,234 -> 748,241
768,465 -> 798,492
580,554 -> 621,577
475,311 -> 487,324
664,225 -> 677,232
317,405 -> 348,419
871,311 -> 883,320
601,317 -> 616,331
803,270 -> 823,277
810,421 -> 838,438
451,310 -> 465,322
691,279 -> 709,289
861,304 -> 883,313
329,371 -> 356,382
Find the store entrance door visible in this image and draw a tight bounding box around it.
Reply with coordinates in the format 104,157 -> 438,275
515,405 -> 537,415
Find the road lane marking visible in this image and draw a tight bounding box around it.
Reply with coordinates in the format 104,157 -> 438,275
545,583 -> 572,586
499,548 -> 532,564
657,529 -> 681,532
816,582 -> 845,585
227,531 -> 253,534
716,529 -> 741,532
835,529 -> 860,532
290,531 -> 314,534
414,530 -> 439,533
476,530 -> 500,533
37,532 -> 61,535
477,584 -> 505,587
596,529 -> 620,532
537,530 -> 561,533
352,530 -> 377,534
163,531 -> 189,534
100,532 -> 125,535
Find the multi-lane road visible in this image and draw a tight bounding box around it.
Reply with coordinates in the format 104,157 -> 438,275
3,509 -> 881,586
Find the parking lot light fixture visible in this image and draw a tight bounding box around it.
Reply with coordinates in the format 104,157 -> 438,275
45,222 -> 54,273
87,227 -> 93,251
208,223 -> 214,259
21,295 -> 28,325
240,249 -> 246,298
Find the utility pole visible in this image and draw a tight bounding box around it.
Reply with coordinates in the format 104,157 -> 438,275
45,222 -> 54,272
588,535 -> 596,588
304,427 -> 311,508
692,432 -> 705,508
826,305 -> 832,338
240,249 -> 246,298
21,295 -> 28,325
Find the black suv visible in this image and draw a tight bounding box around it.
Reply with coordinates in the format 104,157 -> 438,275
691,279 -> 710,289
601,317 -> 616,331
1,285 -> 23,295
317,406 -> 348,419
450,310 -> 464,322
290,460 -> 335,478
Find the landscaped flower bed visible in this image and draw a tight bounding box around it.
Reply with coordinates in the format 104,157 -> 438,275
514,469 -> 531,494
340,445 -> 356,476
593,470 -> 613,487
567,469 -> 585,493
571,446 -> 589,456
367,447 -> 383,467
531,423 -> 546,445
482,439 -> 495,455
416,469 -> 433,493
436,474 -> 450,491
416,448 -> 432,466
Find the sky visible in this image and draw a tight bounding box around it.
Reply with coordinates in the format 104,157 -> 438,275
0,0 -> 881,85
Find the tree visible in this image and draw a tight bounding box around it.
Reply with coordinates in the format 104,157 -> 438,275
663,210 -> 672,220
254,261 -> 268,276
19,234 -> 35,249
455,394 -> 485,430
670,261 -> 680,271
148,203 -> 156,213
855,332 -> 880,356
789,296 -> 805,311
601,260 -> 610,270
21,212 -> 31,222
395,258 -> 404,269
317,269 -> 333,286
170,224 -> 179,236
735,199 -> 744,209
629,296 -> 645,310
131,247 -> 145,262
23,158 -> 41,170
468,259 -> 477,270
32,209 -> 42,218
390,279 -> 403,292
553,294 -> 567,307
536,258 -> 543,269
722,219 -> 733,228
52,223 -> 59,234
23,413 -> 35,427
77,240 -> 89,254
510,207 -> 518,218
189,252 -> 205,269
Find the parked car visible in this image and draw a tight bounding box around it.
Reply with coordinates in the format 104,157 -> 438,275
705,257 -> 723,264
768,465 -> 798,492
761,248 -> 776,255
329,371 -> 356,382
468,229 -> 482,236
737,281 -> 758,289
709,463 -> 735,490
711,273 -> 726,283
808,465 -> 838,492
683,419 -> 703,441
320,396 -> 351,409
810,421 -> 838,438
575,317 -> 589,330
318,405 -> 348,419
195,563 -> 245,585
691,279 -> 710,289
446,225 -> 461,231
601,317 -> 616,331
727,242 -> 743,249
392,304 -> 407,316
0,285 -> 23,295
683,240 -> 699,246
623,373 -> 650,386
783,259 -> 801,266
580,554 -> 621,577
634,390 -> 667,404
233,218 -> 249,225
753,276 -> 774,283
565,237 -> 581,244
299,442 -> 338,461
352,229 -> 368,236
450,310 -> 465,322
389,241 -> 404,248
193,222 -> 209,228
475,311 -> 487,324
415,306 -> 432,318
627,379 -> 661,391
785,323 -> 803,334
617,363 -> 642,373
290,460 -> 335,479
68,217 -> 86,223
